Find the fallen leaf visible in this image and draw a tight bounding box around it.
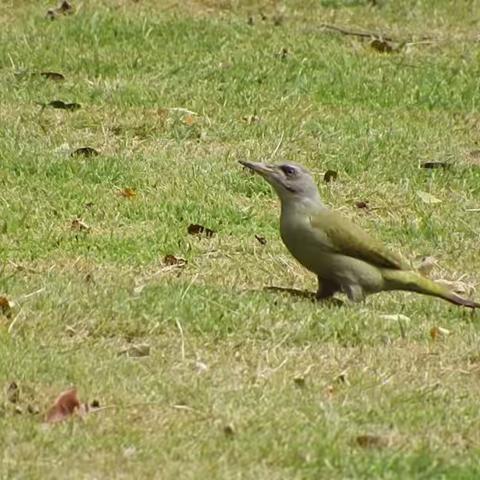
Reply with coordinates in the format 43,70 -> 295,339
71,147 -> 99,158
6,382 -> 20,404
417,191 -> 442,204
293,376 -> 305,387
421,161 -> 449,169
278,47 -> 288,60
45,388 -> 81,423
323,170 -> 337,183
124,344 -> 150,358
40,71 -> 65,81
46,0 -> 73,19
46,100 -> 81,111
118,188 -> 136,199
183,114 -> 197,126
163,254 -> 187,267
71,218 -> 90,232
0,296 -> 14,316
187,223 -> 215,238
370,39 -> 394,53
430,326 -> 451,340
255,234 -> 267,245
336,371 -> 349,385
355,201 -> 369,209
356,434 -> 390,448
223,424 -> 235,436
242,114 -> 260,124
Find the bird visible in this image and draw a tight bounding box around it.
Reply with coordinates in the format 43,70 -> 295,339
239,160 -> 479,308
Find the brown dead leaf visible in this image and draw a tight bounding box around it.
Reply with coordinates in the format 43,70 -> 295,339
355,201 -> 369,209
255,234 -> 267,245
45,388 -> 81,423
163,254 -> 187,267
430,326 -> 451,340
118,188 -> 136,199
0,296 -> 14,316
293,376 -> 305,387
71,218 -> 90,232
370,39 -> 394,53
46,0 -> 73,19
40,71 -> 65,81
183,114 -> 197,126
187,223 -> 215,238
6,382 -> 20,404
71,147 -> 99,158
421,161 -> 449,169
356,434 -> 390,448
120,343 -> 151,358
46,100 -> 81,111
323,170 -> 337,183
242,114 -> 260,124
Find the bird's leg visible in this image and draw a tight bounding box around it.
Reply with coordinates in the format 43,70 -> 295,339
316,277 -> 339,301
343,284 -> 365,303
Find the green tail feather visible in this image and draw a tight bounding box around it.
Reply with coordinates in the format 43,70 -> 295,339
382,270 -> 480,309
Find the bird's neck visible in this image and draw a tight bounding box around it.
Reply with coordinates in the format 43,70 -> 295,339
280,194 -> 326,219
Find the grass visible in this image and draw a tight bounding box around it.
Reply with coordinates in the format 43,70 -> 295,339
1,0 -> 480,478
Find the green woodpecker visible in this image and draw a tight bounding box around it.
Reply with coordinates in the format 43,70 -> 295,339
240,161 -> 479,308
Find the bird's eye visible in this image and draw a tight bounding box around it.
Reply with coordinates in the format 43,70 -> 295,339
281,165 -> 296,176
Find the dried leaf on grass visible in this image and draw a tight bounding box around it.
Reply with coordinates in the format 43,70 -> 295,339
430,326 -> 451,340
6,382 -> 20,404
0,296 -> 14,316
71,218 -> 91,232
40,71 -> 65,81
163,254 -> 187,267
44,388 -> 101,424
117,188 -> 137,199
46,0 -> 73,19
421,161 -> 449,169
370,39 -> 394,53
187,224 -> 215,238
323,170 -> 337,183
119,343 -> 151,358
71,147 -> 99,158
45,100 -> 81,111
255,234 -> 267,245
356,434 -> 391,448
45,388 -> 82,423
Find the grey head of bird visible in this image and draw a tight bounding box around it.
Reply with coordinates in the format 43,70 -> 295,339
239,161 -> 323,209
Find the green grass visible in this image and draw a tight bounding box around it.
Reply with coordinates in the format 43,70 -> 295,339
2,0 -> 480,478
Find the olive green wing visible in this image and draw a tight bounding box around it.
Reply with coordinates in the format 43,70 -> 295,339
309,210 -> 408,270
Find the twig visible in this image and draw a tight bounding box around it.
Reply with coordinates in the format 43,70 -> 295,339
268,132 -> 284,161
175,318 -> 186,362
321,23 -> 393,41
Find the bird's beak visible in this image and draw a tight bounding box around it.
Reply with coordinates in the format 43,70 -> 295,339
239,160 -> 275,177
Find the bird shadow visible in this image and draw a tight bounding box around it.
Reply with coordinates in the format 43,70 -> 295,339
256,286 -> 345,306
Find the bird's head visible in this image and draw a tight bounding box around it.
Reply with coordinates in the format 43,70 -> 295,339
239,161 -> 322,207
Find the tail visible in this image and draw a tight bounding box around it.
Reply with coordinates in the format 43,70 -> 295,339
382,270 -> 480,309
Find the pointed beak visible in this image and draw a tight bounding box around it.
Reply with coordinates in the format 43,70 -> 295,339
239,160 -> 275,177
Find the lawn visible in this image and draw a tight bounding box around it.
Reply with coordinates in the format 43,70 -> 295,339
1,0 -> 480,478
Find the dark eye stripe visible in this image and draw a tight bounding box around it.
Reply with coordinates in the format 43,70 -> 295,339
281,165 -> 296,176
